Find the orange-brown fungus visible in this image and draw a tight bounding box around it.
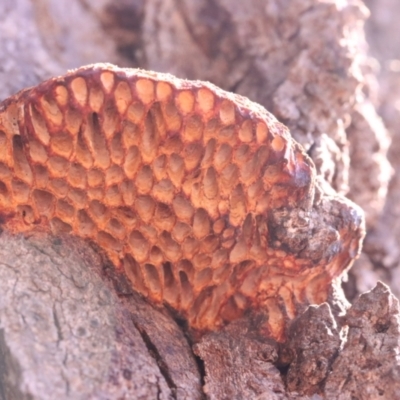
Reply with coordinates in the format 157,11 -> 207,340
0,64 -> 365,341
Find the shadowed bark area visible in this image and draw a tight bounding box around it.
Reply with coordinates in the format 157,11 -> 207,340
0,0 -> 399,399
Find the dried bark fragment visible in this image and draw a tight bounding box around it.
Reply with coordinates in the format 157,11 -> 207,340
0,64 -> 365,341
284,303 -> 341,396
325,282 -> 400,399
194,320 -> 287,400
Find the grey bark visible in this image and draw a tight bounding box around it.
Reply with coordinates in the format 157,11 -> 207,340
0,0 -> 399,399
0,232 -> 201,399
348,0 -> 400,301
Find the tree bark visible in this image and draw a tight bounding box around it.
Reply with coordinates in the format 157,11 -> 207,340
0,232 -> 202,399
348,0 -> 400,301
0,0 -> 399,399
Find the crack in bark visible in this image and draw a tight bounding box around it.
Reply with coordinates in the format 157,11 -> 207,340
52,304 -> 63,345
132,320 -> 178,400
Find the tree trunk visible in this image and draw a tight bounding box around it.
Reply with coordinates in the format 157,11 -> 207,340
0,0 -> 399,399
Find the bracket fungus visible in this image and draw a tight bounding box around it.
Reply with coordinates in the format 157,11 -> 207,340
0,64 -> 364,341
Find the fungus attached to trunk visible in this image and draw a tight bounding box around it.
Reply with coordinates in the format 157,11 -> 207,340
0,64 -> 365,341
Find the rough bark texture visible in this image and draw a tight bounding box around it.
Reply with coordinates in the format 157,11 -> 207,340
346,0 -> 400,301
325,283 -> 400,399
0,0 -> 399,399
0,232 -> 201,399
193,321 -> 285,399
